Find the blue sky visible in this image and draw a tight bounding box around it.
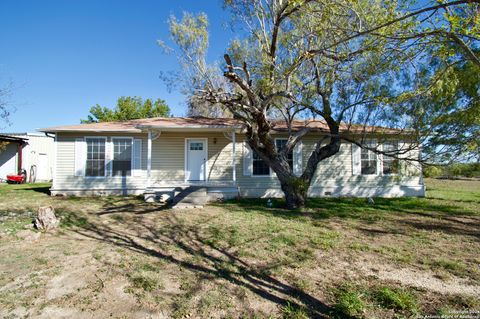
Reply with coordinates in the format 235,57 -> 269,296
0,0 -> 233,132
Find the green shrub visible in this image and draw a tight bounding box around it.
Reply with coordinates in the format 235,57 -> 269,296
423,165 -> 443,178
423,162 -> 480,178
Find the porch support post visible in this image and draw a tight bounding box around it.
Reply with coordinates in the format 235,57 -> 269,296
147,130 -> 152,187
232,130 -> 236,183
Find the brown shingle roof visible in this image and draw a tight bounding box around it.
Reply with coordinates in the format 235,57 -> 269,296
38,117 -> 241,133
38,116 -> 399,134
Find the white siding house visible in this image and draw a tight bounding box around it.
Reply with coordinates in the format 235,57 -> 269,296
39,117 -> 425,200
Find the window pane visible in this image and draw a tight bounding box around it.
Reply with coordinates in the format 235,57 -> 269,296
383,159 -> 398,175
360,144 -> 377,175
112,138 -> 132,176
190,142 -> 203,150
361,160 -> 377,175
253,159 -> 270,175
382,141 -> 398,175
86,138 -> 106,176
252,151 -> 269,176
275,139 -> 293,170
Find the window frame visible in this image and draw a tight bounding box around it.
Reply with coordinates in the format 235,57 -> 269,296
381,141 -> 400,176
84,136 -> 107,178
111,137 -> 134,177
252,149 -> 271,177
360,141 -> 378,176
274,138 -> 294,171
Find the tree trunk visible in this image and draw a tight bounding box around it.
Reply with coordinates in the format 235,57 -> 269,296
279,176 -> 309,210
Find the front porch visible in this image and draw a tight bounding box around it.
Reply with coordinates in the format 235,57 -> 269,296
137,123 -> 243,204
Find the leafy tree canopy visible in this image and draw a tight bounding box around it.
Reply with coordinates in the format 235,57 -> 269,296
161,0 -> 479,208
82,96 -> 171,123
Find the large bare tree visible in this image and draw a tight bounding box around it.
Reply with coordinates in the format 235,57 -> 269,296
163,0 -> 479,208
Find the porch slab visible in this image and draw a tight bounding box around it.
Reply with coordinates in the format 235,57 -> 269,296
144,184 -> 239,203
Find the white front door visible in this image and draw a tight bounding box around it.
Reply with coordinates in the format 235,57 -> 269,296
186,139 -> 207,181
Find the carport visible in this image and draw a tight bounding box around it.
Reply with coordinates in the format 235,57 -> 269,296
0,135 -> 28,181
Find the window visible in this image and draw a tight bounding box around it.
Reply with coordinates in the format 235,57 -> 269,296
112,138 -> 132,176
382,141 -> 399,175
275,139 -> 293,170
86,138 -> 106,177
190,142 -> 203,150
361,143 -> 377,175
252,151 -> 270,176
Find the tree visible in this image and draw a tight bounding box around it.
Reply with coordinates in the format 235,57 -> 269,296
0,79 -> 13,129
82,96 -> 170,123
164,0 -> 479,209
0,79 -> 14,152
414,50 -> 480,163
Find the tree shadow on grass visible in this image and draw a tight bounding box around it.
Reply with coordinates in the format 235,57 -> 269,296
220,197 -> 475,219
95,200 -> 169,216
67,209 -> 349,318
218,197 -> 480,239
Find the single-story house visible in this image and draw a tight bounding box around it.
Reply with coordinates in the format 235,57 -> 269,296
38,117 -> 425,202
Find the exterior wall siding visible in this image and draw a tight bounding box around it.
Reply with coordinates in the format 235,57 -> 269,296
236,133 -> 423,198
52,132 -> 148,195
52,131 -> 424,198
151,132 -> 233,183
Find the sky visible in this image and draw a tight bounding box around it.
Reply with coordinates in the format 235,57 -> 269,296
0,0 -> 233,133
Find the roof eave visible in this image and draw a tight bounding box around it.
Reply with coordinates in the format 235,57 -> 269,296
136,124 -> 243,132
37,128 -> 142,133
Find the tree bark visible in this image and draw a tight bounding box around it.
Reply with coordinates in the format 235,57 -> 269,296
279,176 -> 307,209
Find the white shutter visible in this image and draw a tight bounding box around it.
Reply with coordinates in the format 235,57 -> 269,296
398,140 -> 407,175
243,142 -> 252,176
74,138 -> 86,177
293,140 -> 303,176
351,143 -> 361,175
133,139 -> 142,176
105,139 -> 112,176
373,139 -> 380,175
378,142 -> 383,175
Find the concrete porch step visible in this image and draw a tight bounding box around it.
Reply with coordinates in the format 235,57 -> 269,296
171,187 -> 207,208
144,185 -> 239,204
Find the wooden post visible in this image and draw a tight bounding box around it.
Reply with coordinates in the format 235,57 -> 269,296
17,142 -> 23,173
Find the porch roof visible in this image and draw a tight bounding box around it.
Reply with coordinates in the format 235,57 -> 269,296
0,134 -> 29,143
38,116 -> 400,134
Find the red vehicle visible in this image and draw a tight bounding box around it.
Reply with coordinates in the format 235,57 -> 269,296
7,169 -> 27,184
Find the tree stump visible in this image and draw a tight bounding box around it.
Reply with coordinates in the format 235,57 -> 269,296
34,206 -> 59,231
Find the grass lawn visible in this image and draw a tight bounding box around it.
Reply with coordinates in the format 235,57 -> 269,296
0,179 -> 479,318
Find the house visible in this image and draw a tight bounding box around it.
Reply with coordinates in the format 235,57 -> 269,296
38,117 -> 425,202
0,133 -> 55,183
